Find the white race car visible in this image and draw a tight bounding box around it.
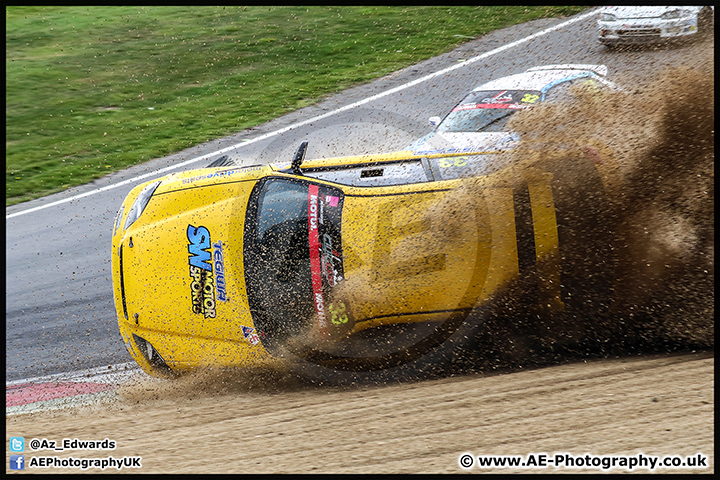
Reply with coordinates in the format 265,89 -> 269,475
407,64 -> 619,156
597,6 -> 714,47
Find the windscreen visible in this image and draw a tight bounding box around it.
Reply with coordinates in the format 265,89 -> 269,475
244,178 -> 347,351
437,90 -> 541,133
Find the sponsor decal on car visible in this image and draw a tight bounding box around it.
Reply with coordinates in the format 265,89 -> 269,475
307,185 -> 328,336
181,165 -> 265,184
213,240 -> 228,302
307,184 -> 353,339
241,325 -> 260,345
182,169 -> 239,184
481,90 -> 514,103
187,225 -> 217,318
321,233 -> 343,287
452,102 -> 529,112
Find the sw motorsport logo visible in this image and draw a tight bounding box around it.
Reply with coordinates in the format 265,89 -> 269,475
187,225 -> 227,318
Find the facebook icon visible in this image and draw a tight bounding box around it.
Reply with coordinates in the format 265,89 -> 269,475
10,455 -> 25,470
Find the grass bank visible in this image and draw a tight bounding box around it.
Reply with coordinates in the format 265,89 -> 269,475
6,6 -> 587,206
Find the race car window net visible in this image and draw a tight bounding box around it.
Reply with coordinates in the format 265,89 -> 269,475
244,177 -> 344,350
437,90 -> 540,133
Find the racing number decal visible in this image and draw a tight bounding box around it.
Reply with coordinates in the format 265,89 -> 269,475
582,79 -> 600,93
328,301 -> 349,325
521,93 -> 540,104
351,173 -> 564,324
438,156 -> 468,168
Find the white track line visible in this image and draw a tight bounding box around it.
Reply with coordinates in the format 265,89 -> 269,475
5,9 -> 597,221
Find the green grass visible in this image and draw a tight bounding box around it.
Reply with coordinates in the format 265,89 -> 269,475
6,6 -> 587,206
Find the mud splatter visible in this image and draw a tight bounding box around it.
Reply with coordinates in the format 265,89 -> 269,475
609,65 -> 714,350
302,60 -> 714,379
116,363 -> 315,406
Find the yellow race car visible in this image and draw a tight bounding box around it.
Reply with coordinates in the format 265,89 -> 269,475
111,141 -> 619,383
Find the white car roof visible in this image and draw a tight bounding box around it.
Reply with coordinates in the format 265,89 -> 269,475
597,6 -> 702,19
472,64 -> 608,92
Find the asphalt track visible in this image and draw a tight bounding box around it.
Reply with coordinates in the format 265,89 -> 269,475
5,8 -> 712,381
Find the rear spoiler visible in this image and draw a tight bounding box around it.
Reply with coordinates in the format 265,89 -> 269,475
525,64 -> 608,77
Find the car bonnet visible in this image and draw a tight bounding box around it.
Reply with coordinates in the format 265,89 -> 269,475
116,167 -> 268,345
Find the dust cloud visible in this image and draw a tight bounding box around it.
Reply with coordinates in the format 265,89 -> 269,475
332,58 -> 714,374
479,55 -> 715,365
117,364 -> 313,405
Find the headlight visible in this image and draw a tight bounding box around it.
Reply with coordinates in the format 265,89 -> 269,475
132,333 -> 176,377
123,180 -> 161,232
661,9 -> 686,20
599,13 -> 616,22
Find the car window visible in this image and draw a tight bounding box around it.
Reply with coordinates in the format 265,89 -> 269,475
437,90 -> 540,133
244,178 -> 346,350
255,180 -> 309,241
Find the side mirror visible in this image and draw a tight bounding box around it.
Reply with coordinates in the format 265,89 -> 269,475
291,140 -> 308,175
428,116 -> 441,127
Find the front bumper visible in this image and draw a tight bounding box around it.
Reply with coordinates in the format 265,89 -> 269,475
598,19 -> 698,45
